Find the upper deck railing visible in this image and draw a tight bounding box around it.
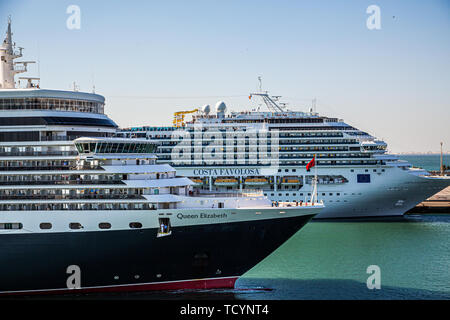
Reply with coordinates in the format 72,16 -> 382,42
192,189 -> 264,198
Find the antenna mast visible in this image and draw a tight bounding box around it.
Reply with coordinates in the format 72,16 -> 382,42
0,16 -> 38,89
249,76 -> 286,112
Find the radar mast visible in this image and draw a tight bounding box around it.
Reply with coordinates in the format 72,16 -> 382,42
0,16 -> 37,89
249,77 -> 287,112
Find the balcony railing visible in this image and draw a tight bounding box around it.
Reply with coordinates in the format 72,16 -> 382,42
0,180 -> 125,186
0,165 -> 102,171
0,194 -> 146,200
0,151 -> 78,157
192,190 -> 264,198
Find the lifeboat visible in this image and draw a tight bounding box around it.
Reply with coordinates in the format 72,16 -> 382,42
244,178 -> 269,186
281,177 -> 301,185
214,178 -> 238,186
190,178 -> 203,185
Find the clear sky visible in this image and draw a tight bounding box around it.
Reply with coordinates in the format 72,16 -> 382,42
1,0 -> 449,153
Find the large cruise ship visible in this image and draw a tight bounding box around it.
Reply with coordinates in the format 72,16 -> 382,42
0,19 -> 323,294
119,92 -> 450,219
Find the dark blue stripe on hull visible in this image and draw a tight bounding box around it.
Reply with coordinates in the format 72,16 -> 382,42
0,215 -> 313,293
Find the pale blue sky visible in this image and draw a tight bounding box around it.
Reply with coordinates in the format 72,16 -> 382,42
1,0 -> 449,153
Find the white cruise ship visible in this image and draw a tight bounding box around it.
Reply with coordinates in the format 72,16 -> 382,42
0,18 -> 323,295
119,92 -> 450,219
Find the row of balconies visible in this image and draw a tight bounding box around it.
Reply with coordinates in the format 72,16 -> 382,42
0,202 -> 160,211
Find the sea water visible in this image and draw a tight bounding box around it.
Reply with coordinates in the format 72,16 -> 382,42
236,215 -> 450,299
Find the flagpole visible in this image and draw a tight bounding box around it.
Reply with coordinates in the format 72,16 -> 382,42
306,154 -> 317,204
314,153 -> 317,204
314,154 -> 319,202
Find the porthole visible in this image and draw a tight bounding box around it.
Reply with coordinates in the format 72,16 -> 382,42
99,222 -> 111,229
129,222 -> 142,229
39,223 -> 52,230
69,222 -> 83,230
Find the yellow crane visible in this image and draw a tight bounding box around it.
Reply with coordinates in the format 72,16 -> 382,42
173,109 -> 199,127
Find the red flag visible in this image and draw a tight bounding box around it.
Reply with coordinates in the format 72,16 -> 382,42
306,155 -> 315,172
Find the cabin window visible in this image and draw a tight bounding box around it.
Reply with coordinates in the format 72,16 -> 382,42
129,222 -> 142,229
39,223 -> 52,229
218,202 -> 224,208
99,222 -> 111,229
0,222 -> 23,229
69,222 -> 83,229
357,174 -> 371,183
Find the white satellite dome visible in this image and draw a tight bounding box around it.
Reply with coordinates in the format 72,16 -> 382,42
202,104 -> 211,115
215,101 -> 227,114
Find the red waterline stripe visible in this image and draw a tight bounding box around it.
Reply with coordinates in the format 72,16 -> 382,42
0,277 -> 239,296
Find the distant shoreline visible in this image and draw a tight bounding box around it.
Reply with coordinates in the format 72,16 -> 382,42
392,153 -> 450,155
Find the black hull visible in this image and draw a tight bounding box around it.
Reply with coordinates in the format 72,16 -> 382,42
0,215 -> 313,294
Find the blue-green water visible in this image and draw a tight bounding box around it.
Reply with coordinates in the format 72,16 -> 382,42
235,215 -> 450,299
397,154 -> 450,171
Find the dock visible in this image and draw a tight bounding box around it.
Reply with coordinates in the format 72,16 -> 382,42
407,186 -> 450,214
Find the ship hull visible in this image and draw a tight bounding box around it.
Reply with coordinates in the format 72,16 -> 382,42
311,169 -> 450,219
175,166 -> 450,219
0,214 -> 313,295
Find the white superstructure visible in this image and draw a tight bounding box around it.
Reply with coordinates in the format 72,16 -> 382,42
0,18 -> 321,235
0,18 -> 323,294
119,93 -> 450,219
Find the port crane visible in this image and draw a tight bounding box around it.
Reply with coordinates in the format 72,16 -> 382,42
173,109 -> 199,127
